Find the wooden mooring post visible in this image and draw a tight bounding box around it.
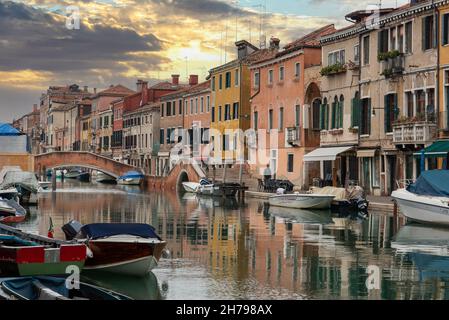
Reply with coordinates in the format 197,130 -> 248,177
51,169 -> 57,192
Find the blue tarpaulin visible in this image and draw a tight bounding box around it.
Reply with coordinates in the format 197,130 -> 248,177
1,277 -> 69,300
0,123 -> 20,136
118,171 -> 144,180
407,170 -> 449,197
81,223 -> 161,240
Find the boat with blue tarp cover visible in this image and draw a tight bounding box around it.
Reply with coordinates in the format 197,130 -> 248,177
62,221 -> 166,277
117,170 -> 144,185
0,276 -> 132,300
392,170 -> 449,226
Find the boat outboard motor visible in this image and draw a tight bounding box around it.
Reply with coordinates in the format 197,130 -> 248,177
62,220 -> 83,240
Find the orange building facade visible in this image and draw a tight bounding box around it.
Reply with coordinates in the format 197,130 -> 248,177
249,26 -> 335,187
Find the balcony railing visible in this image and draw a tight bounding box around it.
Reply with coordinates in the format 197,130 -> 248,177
392,120 -> 437,145
286,127 -> 301,146
380,53 -> 404,78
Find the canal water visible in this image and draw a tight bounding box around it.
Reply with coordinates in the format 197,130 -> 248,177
15,179 -> 449,300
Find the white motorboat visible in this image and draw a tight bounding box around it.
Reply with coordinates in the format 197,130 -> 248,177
392,170 -> 449,226
268,193 -> 335,209
392,189 -> 449,226
95,172 -> 116,184
182,182 -> 200,193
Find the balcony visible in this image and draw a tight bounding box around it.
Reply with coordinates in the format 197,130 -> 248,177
379,52 -> 404,78
286,127 -> 301,147
393,120 -> 437,145
320,63 -> 347,77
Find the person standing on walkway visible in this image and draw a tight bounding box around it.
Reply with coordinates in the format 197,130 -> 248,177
263,164 -> 272,182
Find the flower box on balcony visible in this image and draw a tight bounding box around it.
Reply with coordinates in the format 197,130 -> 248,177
330,128 -> 344,135
349,127 -> 359,133
320,63 -> 347,76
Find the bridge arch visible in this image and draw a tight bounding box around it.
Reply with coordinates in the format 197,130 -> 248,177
34,152 -> 143,179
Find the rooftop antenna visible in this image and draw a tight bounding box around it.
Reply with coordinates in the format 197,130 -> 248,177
185,56 -> 189,81
225,21 -> 228,63
233,0 -> 239,42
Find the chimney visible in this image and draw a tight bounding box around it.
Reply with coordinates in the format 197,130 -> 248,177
141,81 -> 149,105
269,37 -> 280,50
189,75 -> 198,86
94,88 -> 97,94
136,79 -> 144,92
172,74 -> 180,85
236,40 -> 256,59
33,104 -> 38,112
83,85 -> 88,92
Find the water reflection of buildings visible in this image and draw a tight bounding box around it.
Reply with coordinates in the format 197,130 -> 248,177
29,185 -> 449,299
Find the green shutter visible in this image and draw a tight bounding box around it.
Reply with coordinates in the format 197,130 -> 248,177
325,104 -> 329,130
351,99 -> 355,127
339,101 -> 344,128
320,104 -> 324,129
393,94 -> 399,121
331,103 -> 336,129
384,95 -> 390,133
367,99 -> 372,134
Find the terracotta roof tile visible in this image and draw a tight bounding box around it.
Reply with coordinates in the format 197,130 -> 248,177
283,24 -> 336,50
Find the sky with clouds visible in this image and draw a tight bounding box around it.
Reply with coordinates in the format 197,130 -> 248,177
0,0 -> 408,122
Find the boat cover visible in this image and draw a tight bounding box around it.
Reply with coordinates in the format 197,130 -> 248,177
310,186 -> 347,200
81,223 -> 161,240
0,171 -> 39,193
407,170 -> 449,197
118,171 -> 144,179
2,277 -> 69,300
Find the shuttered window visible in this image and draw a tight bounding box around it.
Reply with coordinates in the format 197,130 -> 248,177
351,98 -> 361,128
384,93 -> 398,133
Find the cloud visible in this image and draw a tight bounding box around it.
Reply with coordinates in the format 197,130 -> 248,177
0,1 -> 165,73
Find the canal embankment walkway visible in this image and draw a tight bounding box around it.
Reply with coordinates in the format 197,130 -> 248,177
245,191 -> 394,213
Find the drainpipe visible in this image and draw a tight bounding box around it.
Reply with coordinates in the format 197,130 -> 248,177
434,0 -> 440,139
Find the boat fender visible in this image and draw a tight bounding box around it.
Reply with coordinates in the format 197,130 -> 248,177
85,245 -> 94,258
162,248 -> 171,259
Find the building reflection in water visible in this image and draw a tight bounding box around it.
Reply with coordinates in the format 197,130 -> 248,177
21,181 -> 449,300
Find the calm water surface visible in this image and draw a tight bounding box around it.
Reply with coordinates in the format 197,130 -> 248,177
15,180 -> 449,300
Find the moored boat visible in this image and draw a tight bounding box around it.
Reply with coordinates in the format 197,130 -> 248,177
0,198 -> 26,223
182,182 -> 200,193
65,169 -> 81,179
392,170 -> 449,226
38,181 -> 51,190
62,221 -> 166,277
269,193 -> 335,209
0,276 -> 132,300
77,171 -> 90,182
0,224 -> 87,276
117,171 -> 144,185
95,172 -> 116,184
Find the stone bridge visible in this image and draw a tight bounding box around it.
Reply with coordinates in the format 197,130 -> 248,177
34,152 -> 142,178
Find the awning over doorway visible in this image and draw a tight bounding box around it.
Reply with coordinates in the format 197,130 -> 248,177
413,140 -> 449,158
304,146 -> 353,162
357,149 -> 376,158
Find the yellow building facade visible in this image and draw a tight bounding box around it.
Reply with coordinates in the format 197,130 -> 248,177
209,41 -> 257,161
